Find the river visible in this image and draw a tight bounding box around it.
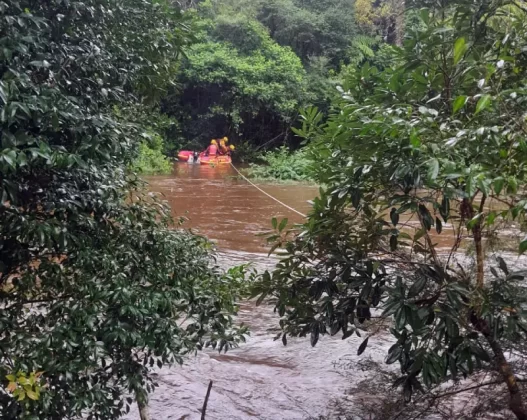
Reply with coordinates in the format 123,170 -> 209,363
123,163 -> 392,420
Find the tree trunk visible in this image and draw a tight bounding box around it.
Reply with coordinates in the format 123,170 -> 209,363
471,313 -> 527,420
463,195 -> 486,288
394,0 -> 405,46
472,220 -> 485,287
137,393 -> 151,420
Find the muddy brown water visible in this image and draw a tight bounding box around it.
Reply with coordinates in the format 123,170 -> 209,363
147,162 -> 315,253
121,163 -> 391,420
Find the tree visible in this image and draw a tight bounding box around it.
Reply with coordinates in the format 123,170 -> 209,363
255,1 -> 527,419
0,1 -> 245,418
255,0 -> 356,66
355,0 -> 405,45
164,13 -> 310,148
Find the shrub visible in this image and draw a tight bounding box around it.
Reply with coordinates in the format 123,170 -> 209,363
247,146 -> 313,181
133,137 -> 173,175
0,1 -> 245,418
254,2 -> 527,419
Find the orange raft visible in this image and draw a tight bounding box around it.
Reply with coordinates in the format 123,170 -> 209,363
198,153 -> 232,165
177,150 -> 194,162
177,150 -> 232,165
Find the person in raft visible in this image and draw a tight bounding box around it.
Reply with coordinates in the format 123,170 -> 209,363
218,137 -> 229,155
204,139 -> 218,156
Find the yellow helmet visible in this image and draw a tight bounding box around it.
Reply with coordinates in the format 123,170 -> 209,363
229,145 -> 235,150
211,139 -> 217,145
223,137 -> 228,142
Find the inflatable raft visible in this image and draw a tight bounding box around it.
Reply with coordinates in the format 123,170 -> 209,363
198,153 -> 232,165
177,150 -> 232,165
177,150 -> 196,162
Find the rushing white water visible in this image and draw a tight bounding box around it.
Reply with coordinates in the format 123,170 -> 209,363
123,250 -> 394,420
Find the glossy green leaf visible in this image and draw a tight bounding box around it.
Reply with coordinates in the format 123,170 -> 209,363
493,177 -> 505,195
390,208 -> 399,226
452,95 -> 467,114
453,37 -> 467,65
427,158 -> 439,181
475,94 -> 492,114
434,217 -> 442,234
519,237 -> 527,254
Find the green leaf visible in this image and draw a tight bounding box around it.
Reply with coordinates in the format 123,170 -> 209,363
390,208 -> 399,226
427,158 -> 439,181
386,346 -> 401,364
390,235 -> 398,251
452,95 -> 467,114
408,277 -> 426,298
255,291 -> 267,306
351,189 -> 361,208
493,177 -> 505,195
310,325 -> 320,347
410,131 -> 421,147
453,37 -> 467,65
2,150 -> 17,168
278,218 -> 288,232
477,178 -> 490,197
26,389 -> 38,400
440,196 -> 450,222
475,95 -> 492,114
0,85 -> 7,104
519,237 -> 527,255
507,177 -> 518,194
271,217 -> 278,229
497,257 -> 508,275
466,213 -> 482,230
414,228 -> 426,242
357,337 -> 369,356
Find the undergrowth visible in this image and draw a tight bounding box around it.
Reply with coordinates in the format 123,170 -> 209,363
247,146 -> 313,181
133,134 -> 173,175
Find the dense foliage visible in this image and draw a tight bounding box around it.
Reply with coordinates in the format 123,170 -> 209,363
247,146 -> 313,182
256,1 -> 527,418
164,11 -> 309,149
0,1 -> 245,418
161,0 -> 405,156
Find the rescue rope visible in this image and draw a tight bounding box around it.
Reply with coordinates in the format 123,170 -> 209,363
229,163 -> 307,218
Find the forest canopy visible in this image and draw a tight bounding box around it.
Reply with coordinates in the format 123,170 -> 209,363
157,0 -> 403,154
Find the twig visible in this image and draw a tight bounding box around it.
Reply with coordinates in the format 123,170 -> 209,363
201,380 -> 213,420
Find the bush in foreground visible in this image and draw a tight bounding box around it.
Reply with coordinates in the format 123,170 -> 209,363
255,1 -> 527,419
0,1 -> 245,418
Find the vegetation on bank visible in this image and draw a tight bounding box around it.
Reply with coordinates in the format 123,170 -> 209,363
133,138 -> 173,175
247,147 -> 313,182
129,0 -> 407,171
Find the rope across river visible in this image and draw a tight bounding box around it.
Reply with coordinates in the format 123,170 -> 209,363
229,163 -> 307,218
